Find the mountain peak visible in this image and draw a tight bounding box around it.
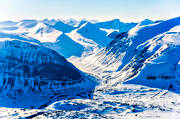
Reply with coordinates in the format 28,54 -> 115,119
95,19 -> 123,30
138,19 -> 154,26
53,20 -> 75,33
78,22 -> 96,30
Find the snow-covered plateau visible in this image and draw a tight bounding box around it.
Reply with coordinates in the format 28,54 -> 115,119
0,17 -> 180,119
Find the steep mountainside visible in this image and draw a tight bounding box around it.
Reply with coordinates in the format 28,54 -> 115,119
43,33 -> 84,58
0,19 -> 138,59
0,17 -> 180,118
0,39 -> 96,108
70,17 -> 180,92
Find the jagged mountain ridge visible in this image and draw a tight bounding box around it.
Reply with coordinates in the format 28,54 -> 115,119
0,17 -> 180,118
0,18 -> 138,58
3,17 -> 178,92
95,19 -> 137,33
70,17 -> 180,92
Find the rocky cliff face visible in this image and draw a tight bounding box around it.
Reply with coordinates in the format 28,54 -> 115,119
0,39 -> 96,108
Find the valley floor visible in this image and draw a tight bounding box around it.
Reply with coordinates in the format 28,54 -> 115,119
1,83 -> 180,119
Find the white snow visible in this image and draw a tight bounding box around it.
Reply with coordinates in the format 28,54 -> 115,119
0,17 -> 180,119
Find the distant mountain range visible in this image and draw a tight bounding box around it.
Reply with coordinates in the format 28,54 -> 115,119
0,18 -> 137,58
0,17 -> 179,113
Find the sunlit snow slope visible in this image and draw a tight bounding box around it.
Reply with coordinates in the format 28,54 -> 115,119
71,17 -> 180,93
0,17 -> 180,119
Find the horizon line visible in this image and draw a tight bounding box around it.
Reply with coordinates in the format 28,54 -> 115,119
0,15 -> 179,23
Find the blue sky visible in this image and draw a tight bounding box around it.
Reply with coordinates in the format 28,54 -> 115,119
0,0 -> 180,22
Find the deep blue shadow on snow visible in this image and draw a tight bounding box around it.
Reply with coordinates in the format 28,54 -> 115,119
124,78 -> 180,94
0,75 -> 97,109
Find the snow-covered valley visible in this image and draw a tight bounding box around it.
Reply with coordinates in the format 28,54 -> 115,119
0,17 -> 179,118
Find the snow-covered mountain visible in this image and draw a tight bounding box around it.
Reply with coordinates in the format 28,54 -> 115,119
138,19 -> 155,26
0,17 -> 180,118
123,25 -> 180,90
95,19 -> 137,33
0,38 -> 96,108
76,22 -> 112,47
42,21 -> 118,58
0,20 -> 62,42
0,19 -> 138,58
71,17 -> 180,92
0,21 -> 18,27
43,33 -> 84,58
52,20 -> 75,33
